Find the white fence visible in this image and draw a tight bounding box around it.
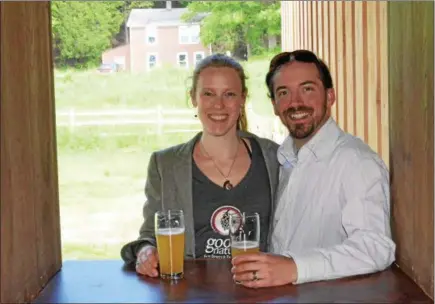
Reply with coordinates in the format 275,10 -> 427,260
56,106 -> 287,142
56,106 -> 201,134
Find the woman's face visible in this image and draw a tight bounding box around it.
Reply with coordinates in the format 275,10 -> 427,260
192,67 -> 246,137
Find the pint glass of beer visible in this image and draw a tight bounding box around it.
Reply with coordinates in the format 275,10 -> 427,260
155,210 -> 185,280
229,212 -> 260,257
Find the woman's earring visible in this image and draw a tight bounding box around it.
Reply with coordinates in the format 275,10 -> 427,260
194,114 -> 198,118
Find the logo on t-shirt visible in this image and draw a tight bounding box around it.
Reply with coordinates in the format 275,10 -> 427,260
210,205 -> 241,236
204,206 -> 241,259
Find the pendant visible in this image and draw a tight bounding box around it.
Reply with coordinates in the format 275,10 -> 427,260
223,180 -> 233,190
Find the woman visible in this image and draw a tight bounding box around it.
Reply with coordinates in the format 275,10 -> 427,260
120,54 -> 279,277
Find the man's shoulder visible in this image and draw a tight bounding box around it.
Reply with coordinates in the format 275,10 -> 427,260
334,132 -> 386,167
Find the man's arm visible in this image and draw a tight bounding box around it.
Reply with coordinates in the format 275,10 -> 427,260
288,156 -> 396,284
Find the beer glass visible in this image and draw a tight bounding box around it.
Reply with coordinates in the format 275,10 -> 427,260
155,210 -> 185,280
229,212 -> 260,257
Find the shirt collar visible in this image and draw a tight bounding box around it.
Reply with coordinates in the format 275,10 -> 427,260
277,117 -> 343,166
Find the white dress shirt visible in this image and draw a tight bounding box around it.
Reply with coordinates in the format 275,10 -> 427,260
270,117 -> 396,284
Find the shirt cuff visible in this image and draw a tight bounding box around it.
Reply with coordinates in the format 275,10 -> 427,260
291,251 -> 325,284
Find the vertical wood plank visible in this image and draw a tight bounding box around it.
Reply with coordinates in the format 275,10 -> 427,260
296,1 -> 300,49
344,2 -> 354,134
299,1 -> 309,49
336,1 -> 346,130
354,1 -> 365,141
367,1 -> 378,153
312,1 -> 317,52
379,2 -> 389,166
388,1 -> 434,299
0,2 -> 62,303
329,1 -> 338,122
306,1 -> 310,50
293,1 -> 299,50
317,1 -> 324,59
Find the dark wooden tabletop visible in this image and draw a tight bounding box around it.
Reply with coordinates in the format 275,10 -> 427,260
33,259 -> 432,303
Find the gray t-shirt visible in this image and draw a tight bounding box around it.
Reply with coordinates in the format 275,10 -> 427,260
192,138 -> 271,259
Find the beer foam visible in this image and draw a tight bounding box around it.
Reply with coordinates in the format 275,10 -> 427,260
231,241 -> 259,249
157,228 -> 185,235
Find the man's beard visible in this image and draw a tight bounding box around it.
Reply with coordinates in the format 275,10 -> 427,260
285,100 -> 328,140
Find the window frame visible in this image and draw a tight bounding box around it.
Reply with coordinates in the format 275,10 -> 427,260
176,52 -> 189,69
146,52 -> 158,70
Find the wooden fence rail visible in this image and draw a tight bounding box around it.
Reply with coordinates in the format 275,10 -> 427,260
56,106 -> 286,141
56,106 -> 201,134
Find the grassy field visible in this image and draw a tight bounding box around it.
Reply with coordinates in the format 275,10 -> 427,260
56,59 -> 282,260
55,59 -> 276,116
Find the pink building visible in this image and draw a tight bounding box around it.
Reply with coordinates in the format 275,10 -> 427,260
102,2 -> 210,72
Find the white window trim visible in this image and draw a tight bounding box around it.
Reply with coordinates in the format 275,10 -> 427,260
177,52 -> 189,69
193,51 -> 205,66
146,25 -> 157,45
178,26 -> 190,45
178,24 -> 200,45
146,52 -> 158,70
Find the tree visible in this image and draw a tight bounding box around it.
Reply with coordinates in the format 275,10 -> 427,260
182,1 -> 281,59
51,1 -> 152,67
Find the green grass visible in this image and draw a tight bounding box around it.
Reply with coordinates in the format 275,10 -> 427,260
58,133 -> 198,260
54,60 -> 275,117
56,59 -> 281,260
58,151 -> 148,260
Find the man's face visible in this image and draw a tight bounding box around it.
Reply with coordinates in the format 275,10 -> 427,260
271,61 -> 335,141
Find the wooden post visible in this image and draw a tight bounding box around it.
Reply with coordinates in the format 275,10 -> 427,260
1,2 -> 62,302
388,1 -> 434,299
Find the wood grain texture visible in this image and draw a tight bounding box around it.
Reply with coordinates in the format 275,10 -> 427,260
281,0 -> 433,299
33,260 -> 432,303
388,1 -> 434,299
0,2 -> 62,303
281,1 -> 389,166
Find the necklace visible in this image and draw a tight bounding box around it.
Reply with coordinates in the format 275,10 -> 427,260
199,139 -> 240,190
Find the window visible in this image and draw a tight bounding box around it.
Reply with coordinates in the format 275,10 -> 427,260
147,53 -> 158,70
178,25 -> 200,45
193,52 -> 205,66
146,26 -> 157,45
177,52 -> 188,68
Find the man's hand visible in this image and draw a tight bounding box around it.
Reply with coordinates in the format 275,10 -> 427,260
135,245 -> 159,277
231,252 -> 298,288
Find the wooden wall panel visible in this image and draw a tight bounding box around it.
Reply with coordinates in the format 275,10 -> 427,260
388,1 -> 434,299
0,2 -> 62,303
281,0 -> 433,299
281,1 -> 389,166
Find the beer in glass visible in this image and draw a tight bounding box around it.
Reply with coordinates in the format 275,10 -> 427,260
229,212 -> 260,257
155,210 -> 185,280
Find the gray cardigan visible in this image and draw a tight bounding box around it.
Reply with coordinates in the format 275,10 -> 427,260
121,131 -> 280,264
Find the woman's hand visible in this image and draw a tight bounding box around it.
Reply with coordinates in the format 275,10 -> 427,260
135,245 -> 159,277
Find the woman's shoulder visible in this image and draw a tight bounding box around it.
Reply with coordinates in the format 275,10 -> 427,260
152,133 -> 200,161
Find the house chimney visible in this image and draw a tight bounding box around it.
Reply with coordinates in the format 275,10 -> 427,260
166,1 -> 172,10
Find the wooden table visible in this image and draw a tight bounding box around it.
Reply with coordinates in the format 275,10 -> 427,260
33,259 -> 432,303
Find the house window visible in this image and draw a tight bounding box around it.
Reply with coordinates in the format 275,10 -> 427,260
177,52 -> 188,68
193,52 -> 205,66
146,26 -> 157,45
178,25 -> 200,44
147,53 -> 158,69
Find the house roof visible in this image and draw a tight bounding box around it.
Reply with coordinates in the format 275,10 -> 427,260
126,8 -> 207,28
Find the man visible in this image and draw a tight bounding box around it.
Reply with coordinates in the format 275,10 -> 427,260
231,50 -> 396,288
